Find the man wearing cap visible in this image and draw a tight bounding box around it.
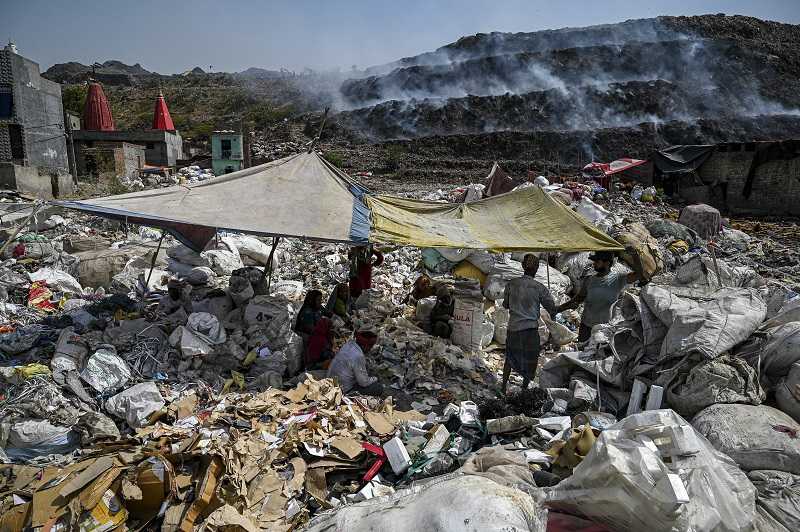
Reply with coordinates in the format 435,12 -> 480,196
501,254 -> 557,394
327,325 -> 383,396
557,250 -> 641,342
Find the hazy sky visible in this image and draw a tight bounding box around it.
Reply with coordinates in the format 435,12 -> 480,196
3,0 -> 799,74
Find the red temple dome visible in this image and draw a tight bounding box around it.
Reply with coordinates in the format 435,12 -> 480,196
82,82 -> 115,131
152,91 -> 175,130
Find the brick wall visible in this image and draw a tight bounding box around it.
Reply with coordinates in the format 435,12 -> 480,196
694,147 -> 800,216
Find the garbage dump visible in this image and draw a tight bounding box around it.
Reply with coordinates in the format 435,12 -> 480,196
2,173 -> 800,531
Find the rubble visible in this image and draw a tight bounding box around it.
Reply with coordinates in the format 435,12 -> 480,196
2,175 -> 800,531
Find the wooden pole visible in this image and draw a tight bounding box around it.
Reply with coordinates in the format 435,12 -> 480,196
142,232 -> 166,308
307,107 -> 330,153
545,253 -> 551,291
259,236 -> 281,291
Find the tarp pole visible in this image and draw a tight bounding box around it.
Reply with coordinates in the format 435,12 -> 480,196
142,233 -> 166,308
260,237 -> 281,292
307,107 -> 330,153
546,253 -> 551,291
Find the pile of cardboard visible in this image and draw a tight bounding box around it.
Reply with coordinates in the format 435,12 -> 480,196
0,376 -> 430,530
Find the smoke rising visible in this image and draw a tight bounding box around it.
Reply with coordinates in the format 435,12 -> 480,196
331,17 -> 800,140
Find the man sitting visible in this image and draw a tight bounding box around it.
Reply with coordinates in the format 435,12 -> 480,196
327,325 -> 383,396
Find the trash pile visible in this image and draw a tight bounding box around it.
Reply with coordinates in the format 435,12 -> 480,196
2,176 -> 800,530
178,165 -> 216,183
251,141 -> 305,162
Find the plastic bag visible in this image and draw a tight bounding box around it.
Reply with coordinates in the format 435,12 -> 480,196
493,306 -> 510,345
229,274 -> 255,307
415,296 -> 437,326
80,345 -> 132,394
185,266 -> 215,286
5,420 -> 80,462
546,409 -> 757,532
465,252 -> 496,274
641,285 -> 767,360
105,382 -> 165,428
776,362 -> 800,423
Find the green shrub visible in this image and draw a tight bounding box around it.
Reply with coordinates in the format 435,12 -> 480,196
323,151 -> 345,168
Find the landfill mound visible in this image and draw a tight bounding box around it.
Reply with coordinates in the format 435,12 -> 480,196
2,168 -> 800,530
334,15 -> 800,142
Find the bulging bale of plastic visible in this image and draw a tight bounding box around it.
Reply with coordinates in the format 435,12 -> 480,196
415,296 -> 437,327
692,403 -> 800,474
748,470 -> 800,531
305,473 -> 547,532
776,362 -> 800,422
167,243 -> 210,267
202,248 -> 244,276
493,305 -> 510,345
545,409 -> 757,532
665,355 -> 764,417
641,284 -> 767,360
224,234 -> 276,266
465,251 -> 496,274
185,266 -> 215,286
4,419 -> 81,462
105,382 -> 165,428
761,323 -> 800,383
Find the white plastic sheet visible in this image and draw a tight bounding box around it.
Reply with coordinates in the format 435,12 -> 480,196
80,346 -> 132,394
29,267 -> 83,295
105,382 -> 165,428
546,409 -> 757,532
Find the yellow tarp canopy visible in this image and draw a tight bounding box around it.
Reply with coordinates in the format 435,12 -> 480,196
366,186 -> 622,252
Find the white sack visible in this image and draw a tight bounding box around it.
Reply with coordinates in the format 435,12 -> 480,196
692,404 -> 800,474
306,474 -> 546,532
641,285 -> 767,360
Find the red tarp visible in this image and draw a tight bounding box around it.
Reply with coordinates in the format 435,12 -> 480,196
583,158 -> 647,176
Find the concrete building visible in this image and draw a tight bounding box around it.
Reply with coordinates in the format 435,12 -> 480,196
0,43 -> 73,197
73,129 -> 183,167
75,141 -> 145,181
653,140 -> 800,216
211,131 -> 243,175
